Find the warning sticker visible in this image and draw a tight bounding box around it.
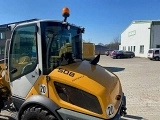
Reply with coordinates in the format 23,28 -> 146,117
39,84 -> 47,95
106,104 -> 114,118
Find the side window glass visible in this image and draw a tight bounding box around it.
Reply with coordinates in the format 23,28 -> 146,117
118,51 -> 123,54
46,29 -> 72,71
10,25 -> 37,80
155,50 -> 159,54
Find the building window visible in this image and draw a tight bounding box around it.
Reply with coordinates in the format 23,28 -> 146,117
128,46 -> 130,51
133,46 -> 135,52
128,30 -> 136,37
140,45 -> 144,54
131,46 -> 133,51
156,45 -> 160,48
0,32 -> 5,40
123,46 -> 126,51
0,47 -> 1,54
123,46 -> 125,50
0,47 -> 5,55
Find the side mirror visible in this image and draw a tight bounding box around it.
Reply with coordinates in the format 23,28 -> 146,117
77,27 -> 85,34
90,54 -> 100,65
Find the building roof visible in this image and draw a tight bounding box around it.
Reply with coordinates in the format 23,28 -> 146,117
0,18 -> 39,29
132,20 -> 160,24
121,20 -> 160,34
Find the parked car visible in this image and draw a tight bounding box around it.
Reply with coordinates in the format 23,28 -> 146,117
147,48 -> 160,61
105,50 -> 114,56
111,50 -> 135,59
110,50 -> 118,56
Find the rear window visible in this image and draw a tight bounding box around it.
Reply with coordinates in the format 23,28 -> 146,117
148,50 -> 153,53
118,51 -> 123,54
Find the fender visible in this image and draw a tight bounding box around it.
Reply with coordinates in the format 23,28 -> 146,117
17,95 -> 62,120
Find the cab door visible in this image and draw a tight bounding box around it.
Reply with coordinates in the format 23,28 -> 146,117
8,24 -> 40,108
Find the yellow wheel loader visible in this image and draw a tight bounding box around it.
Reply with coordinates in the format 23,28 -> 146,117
0,7 -> 127,120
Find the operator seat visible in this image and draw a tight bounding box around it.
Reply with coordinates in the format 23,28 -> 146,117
59,43 -> 72,56
60,43 -> 74,64
18,56 -> 30,64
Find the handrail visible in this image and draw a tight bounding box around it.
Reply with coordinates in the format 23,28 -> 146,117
4,39 -> 10,82
0,58 -> 8,62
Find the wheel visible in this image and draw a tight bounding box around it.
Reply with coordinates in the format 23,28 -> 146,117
21,105 -> 57,120
130,55 -> 133,58
155,57 -> 159,61
117,56 -> 121,59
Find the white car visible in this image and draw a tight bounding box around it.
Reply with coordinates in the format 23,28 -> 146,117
147,48 -> 160,61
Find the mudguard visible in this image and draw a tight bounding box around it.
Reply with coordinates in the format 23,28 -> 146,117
17,95 -> 61,120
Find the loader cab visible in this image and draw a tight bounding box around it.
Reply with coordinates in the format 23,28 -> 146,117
8,20 -> 84,109
8,20 -> 84,79
40,21 -> 84,74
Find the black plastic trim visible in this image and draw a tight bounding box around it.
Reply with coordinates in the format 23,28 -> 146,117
12,96 -> 25,111
18,95 -> 62,120
110,93 -> 126,120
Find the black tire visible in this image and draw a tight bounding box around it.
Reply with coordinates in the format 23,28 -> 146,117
155,57 -> 159,61
0,95 -> 4,111
130,55 -> 133,58
117,56 -> 121,59
21,106 -> 57,120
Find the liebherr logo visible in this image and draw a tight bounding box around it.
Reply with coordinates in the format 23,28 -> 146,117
58,68 -> 75,77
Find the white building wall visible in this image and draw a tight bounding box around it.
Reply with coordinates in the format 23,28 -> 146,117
121,22 -> 151,57
151,25 -> 160,48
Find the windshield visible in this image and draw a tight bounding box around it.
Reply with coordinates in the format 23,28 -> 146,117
40,21 -> 82,74
148,50 -> 153,53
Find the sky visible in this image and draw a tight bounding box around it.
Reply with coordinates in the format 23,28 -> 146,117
1,0 -> 160,45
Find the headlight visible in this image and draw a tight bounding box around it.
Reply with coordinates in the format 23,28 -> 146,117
54,82 -> 102,114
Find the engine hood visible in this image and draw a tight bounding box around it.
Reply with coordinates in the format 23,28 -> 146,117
49,60 -> 122,99
49,60 -> 122,118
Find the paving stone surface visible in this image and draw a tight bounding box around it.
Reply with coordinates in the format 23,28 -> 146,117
99,56 -> 160,120
1,55 -> 160,120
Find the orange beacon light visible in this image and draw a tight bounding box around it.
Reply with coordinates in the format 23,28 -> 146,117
62,7 -> 70,22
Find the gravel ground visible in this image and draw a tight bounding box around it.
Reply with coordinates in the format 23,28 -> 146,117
1,55 -> 160,120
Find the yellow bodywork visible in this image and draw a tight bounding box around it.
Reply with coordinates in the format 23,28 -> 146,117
0,62 -> 9,89
0,61 -> 10,100
26,60 -> 122,119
